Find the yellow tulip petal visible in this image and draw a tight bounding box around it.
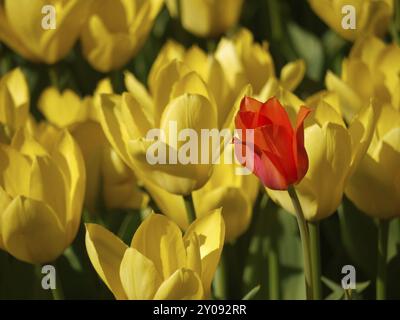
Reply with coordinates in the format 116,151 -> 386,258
325,71 -> 363,121
85,223 -> 128,300
52,132 -> 86,244
196,187 -> 251,242
0,68 -> 29,130
153,60 -> 191,125
0,144 -> 31,198
141,178 -> 188,229
184,209 -> 225,296
346,128 -> 400,219
148,40 -> 185,93
153,268 -> 204,300
131,213 -> 186,279
29,156 -> 67,223
1,196 -> 65,264
0,186 -> 12,250
119,247 -> 162,300
184,232 -> 202,276
280,59 -> 306,92
38,87 -> 89,128
98,94 -> 133,166
124,71 -> 154,125
348,101 -> 378,174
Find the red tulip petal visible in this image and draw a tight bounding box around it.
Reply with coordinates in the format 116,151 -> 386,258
263,97 -> 294,134
234,138 -> 289,190
257,151 -> 289,190
235,111 -> 271,130
259,124 -> 297,183
240,96 -> 264,112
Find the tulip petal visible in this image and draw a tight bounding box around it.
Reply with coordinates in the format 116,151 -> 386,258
0,186 -> 12,250
346,128 -> 400,219
348,101 -> 378,175
153,268 -> 204,300
38,87 -> 89,128
131,214 -> 187,279
325,71 -> 363,122
29,156 -> 67,224
280,59 -> 306,92
184,209 -> 225,297
141,178 -> 188,230
184,232 -> 202,276
124,71 -> 154,125
119,247 -> 162,300
52,132 -> 86,244
263,97 -> 294,134
1,196 -> 65,264
293,106 -> 312,182
0,144 -> 31,198
85,223 -> 128,300
98,94 -> 133,167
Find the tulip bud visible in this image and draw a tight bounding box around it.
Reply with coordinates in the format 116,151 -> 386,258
0,0 -> 92,63
0,68 -> 29,143
166,0 -> 244,38
308,0 -> 393,41
81,0 -> 163,72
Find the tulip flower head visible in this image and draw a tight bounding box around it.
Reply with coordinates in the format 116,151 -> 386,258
38,81 -> 149,213
0,127 -> 85,264
86,210 -> 225,299
234,96 -> 311,190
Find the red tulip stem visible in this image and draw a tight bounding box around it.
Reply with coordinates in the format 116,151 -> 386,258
183,193 -> 196,224
376,219 -> 389,300
288,185 -> 313,300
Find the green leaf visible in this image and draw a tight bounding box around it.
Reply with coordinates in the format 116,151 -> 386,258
338,197 -> 377,278
287,22 -> 325,81
242,200 -> 306,300
242,285 -> 261,300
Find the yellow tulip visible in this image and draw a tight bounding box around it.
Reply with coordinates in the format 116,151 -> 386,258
99,60 -> 219,196
80,0 -> 163,72
345,104 -> 400,219
0,0 -> 92,64
38,81 -> 148,213
0,126 -> 85,264
0,68 -> 29,143
326,36 -> 400,121
166,0 -> 244,38
85,210 -> 225,299
193,144 -> 259,242
324,36 -> 400,218
266,87 -> 377,221
308,0 -> 393,41
146,28 -> 305,128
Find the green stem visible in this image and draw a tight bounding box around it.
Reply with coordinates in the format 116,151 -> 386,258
214,252 -> 228,300
288,185 -> 313,300
183,193 -> 196,224
344,289 -> 352,300
52,268 -> 64,300
268,241 -> 280,300
376,219 -> 389,300
308,221 -> 322,300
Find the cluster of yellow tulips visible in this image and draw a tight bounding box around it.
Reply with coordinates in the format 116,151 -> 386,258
0,0 -> 399,300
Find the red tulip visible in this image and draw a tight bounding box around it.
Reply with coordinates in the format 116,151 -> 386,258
234,96 -> 311,190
